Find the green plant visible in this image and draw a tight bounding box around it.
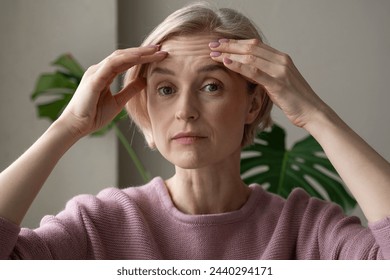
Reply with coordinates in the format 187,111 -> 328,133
31,53 -> 151,183
240,124 -> 356,212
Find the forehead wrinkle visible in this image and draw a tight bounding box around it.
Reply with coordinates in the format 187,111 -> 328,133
149,65 -> 231,79
160,35 -> 218,57
149,60 -> 231,78
147,35 -> 224,79
150,66 -> 175,77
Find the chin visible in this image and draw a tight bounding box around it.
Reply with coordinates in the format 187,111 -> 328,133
174,159 -> 208,170
165,152 -> 210,170
175,162 -> 207,170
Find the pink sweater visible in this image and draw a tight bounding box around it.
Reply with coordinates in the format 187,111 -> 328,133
1,177 -> 389,259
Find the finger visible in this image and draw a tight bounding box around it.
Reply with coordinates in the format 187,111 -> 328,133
96,47 -> 167,79
97,45 -> 162,67
115,77 -> 146,107
213,54 -> 277,90
228,39 -> 283,54
211,52 -> 284,80
92,49 -> 167,90
210,38 -> 288,65
100,52 -> 167,84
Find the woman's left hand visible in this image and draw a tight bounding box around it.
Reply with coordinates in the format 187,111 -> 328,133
209,39 -> 327,128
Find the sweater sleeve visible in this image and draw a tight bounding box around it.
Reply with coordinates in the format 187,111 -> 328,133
291,188 -> 390,259
316,203 -> 383,259
0,217 -> 21,259
368,217 -> 390,258
0,189 -> 129,260
0,196 -> 93,259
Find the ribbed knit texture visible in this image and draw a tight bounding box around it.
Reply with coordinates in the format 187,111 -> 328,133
1,177 -> 389,259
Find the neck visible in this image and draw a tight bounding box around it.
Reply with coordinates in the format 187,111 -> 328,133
165,150 -> 251,215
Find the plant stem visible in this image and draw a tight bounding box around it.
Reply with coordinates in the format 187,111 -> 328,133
278,151 -> 289,196
113,124 -> 151,183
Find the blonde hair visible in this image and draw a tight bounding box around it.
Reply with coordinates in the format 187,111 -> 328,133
124,2 -> 273,147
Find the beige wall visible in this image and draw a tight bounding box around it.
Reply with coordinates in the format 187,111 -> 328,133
0,0 -> 117,228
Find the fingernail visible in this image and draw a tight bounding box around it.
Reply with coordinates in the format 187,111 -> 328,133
155,51 -> 168,56
147,44 -> 160,49
219,38 -> 229,43
210,51 -> 221,57
223,57 -> 233,65
209,41 -> 220,48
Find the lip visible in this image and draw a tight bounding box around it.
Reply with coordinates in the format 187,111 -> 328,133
172,132 -> 203,139
171,132 -> 207,144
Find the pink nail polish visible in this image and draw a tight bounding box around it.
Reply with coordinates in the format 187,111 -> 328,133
209,42 -> 220,48
210,51 -> 221,57
223,57 -> 233,64
155,51 -> 168,56
219,38 -> 229,43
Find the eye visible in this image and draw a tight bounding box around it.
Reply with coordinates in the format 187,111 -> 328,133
202,82 -> 223,93
157,86 -> 175,96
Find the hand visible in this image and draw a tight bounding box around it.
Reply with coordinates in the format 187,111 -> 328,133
58,46 -> 167,138
209,39 -> 327,128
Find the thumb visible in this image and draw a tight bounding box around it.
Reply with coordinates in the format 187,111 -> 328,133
115,77 -> 146,107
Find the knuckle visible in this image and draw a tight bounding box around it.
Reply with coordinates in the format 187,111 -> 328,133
275,65 -> 288,79
245,43 -> 257,53
232,61 -> 244,73
249,65 -> 260,77
104,50 -> 123,63
243,39 -> 261,53
85,64 -> 98,74
112,49 -> 123,56
90,73 -> 103,83
236,61 -> 245,71
280,53 -> 292,65
104,56 -> 114,66
244,54 -> 257,64
249,38 -> 261,45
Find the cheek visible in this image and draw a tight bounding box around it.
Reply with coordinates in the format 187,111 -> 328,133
146,95 -> 161,133
222,93 -> 249,121
146,96 -> 173,146
146,91 -> 162,122
211,100 -> 248,139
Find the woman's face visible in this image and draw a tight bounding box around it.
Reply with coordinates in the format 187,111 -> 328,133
146,35 -> 257,169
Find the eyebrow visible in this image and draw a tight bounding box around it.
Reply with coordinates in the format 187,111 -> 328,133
150,64 -> 230,77
197,64 -> 230,75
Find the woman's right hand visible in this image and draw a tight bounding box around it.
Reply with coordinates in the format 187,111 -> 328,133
0,46 -> 167,226
58,46 -> 167,139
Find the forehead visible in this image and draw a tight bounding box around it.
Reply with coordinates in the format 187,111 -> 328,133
146,35 -> 220,76
160,35 -> 217,56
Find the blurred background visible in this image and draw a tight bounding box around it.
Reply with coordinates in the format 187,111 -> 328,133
1,0 -> 389,227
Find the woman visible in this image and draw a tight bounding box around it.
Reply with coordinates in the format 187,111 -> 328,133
1,2 -> 390,259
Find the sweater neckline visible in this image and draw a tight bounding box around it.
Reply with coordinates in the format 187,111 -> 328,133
151,177 -> 263,225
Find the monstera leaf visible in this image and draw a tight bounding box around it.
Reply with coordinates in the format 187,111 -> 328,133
31,53 -> 151,182
240,123 -> 356,212
31,53 -> 127,136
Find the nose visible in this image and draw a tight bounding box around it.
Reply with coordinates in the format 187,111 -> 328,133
175,90 -> 199,121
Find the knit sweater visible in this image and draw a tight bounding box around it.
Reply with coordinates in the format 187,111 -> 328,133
1,177 -> 389,259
